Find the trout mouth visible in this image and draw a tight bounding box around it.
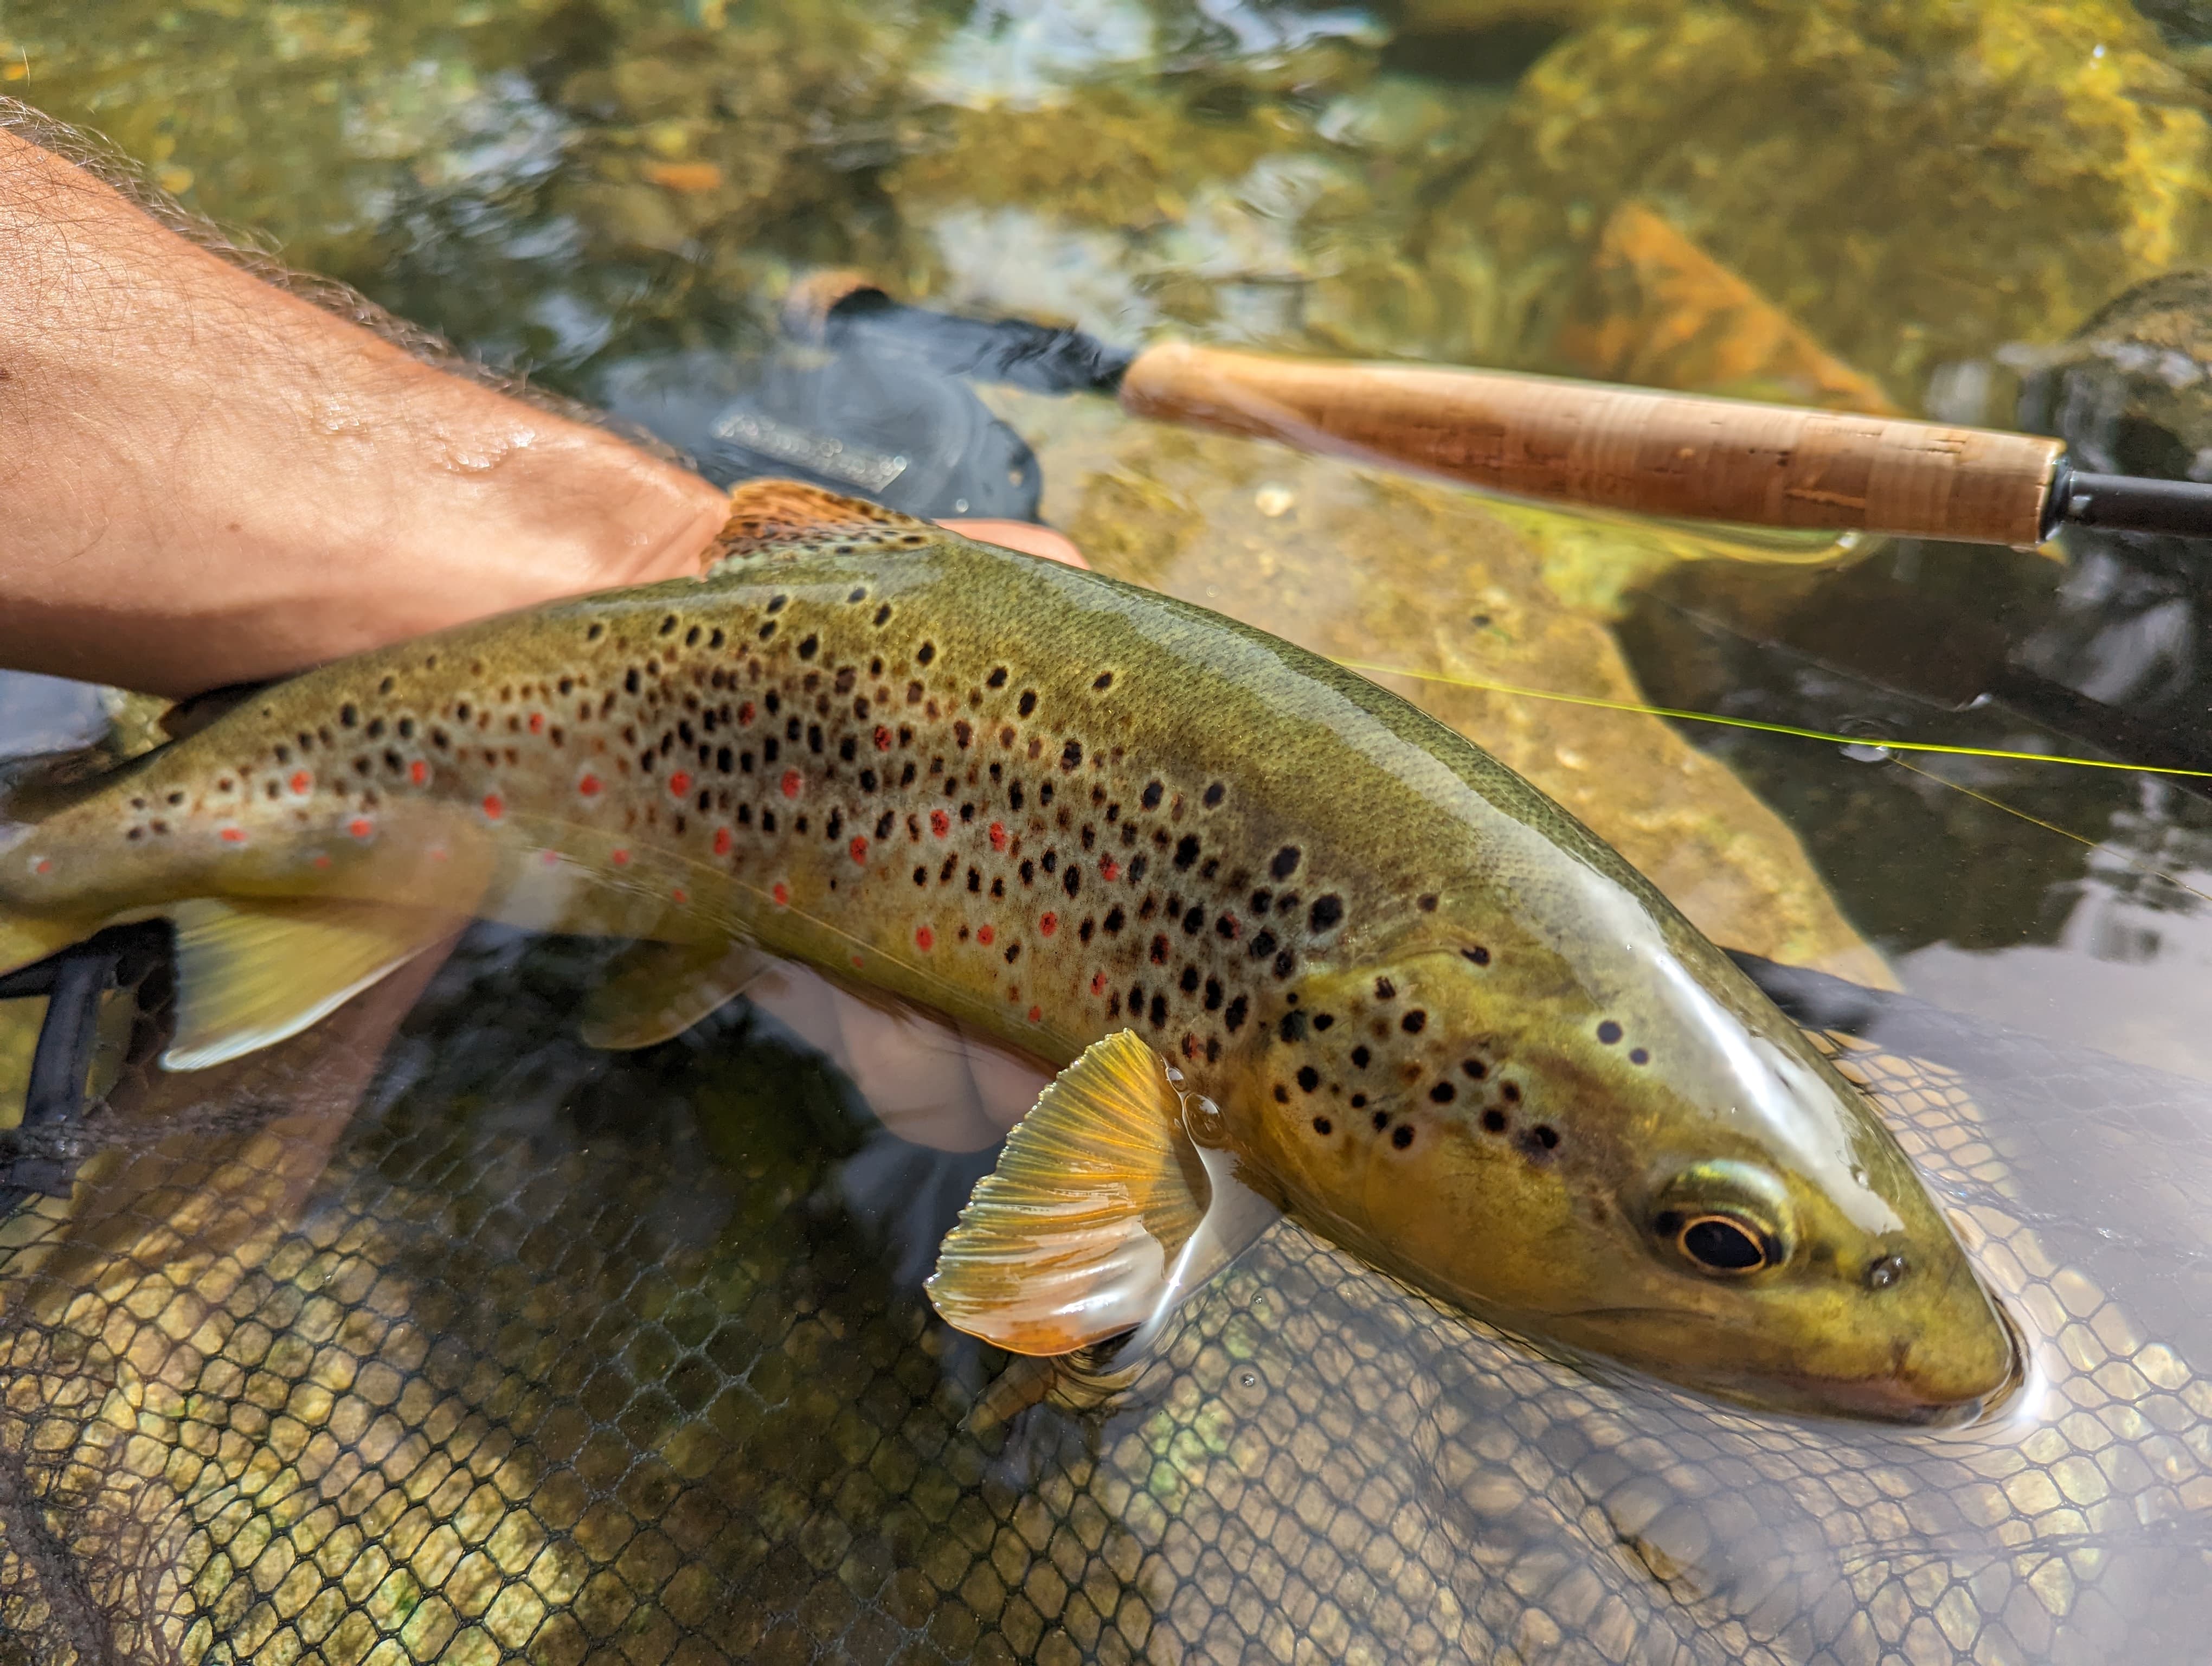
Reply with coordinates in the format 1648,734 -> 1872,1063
1526,1302 -> 2023,1426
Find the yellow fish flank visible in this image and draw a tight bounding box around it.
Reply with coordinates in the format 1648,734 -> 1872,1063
0,483 -> 2011,1420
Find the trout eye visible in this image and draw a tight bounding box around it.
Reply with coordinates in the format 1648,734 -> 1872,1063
1648,1160 -> 1792,1278
1667,1213 -> 1775,1276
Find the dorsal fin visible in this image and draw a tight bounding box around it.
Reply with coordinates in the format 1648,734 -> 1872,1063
705,479 -> 941,568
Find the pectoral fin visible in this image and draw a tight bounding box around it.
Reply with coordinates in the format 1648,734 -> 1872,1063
163,898 -> 463,1070
926,1030 -> 1278,1356
578,938 -> 770,1050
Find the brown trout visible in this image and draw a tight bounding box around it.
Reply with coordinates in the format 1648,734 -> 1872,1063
0,482 -> 2012,1420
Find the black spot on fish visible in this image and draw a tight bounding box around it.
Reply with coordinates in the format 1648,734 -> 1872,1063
917,642 -> 936,665
767,595 -> 788,614
1061,739 -> 1083,772
1374,978 -> 1396,1001
1481,1109 -> 1507,1133
1270,846 -> 1301,880
1417,894 -> 1438,912
1248,929 -> 1277,959
1351,1046 -> 1371,1068
1018,691 -> 1038,717
339,704 -> 358,728
1182,906 -> 1204,934
873,605 -> 892,626
1392,1125 -> 1414,1150
1597,1021 -> 1623,1045
1401,1010 -> 1427,1034
1173,834 -> 1200,869
1278,1010 -> 1308,1043
1179,966 -> 1199,995
1309,895 -> 1342,933
1462,1059 -> 1487,1079
1148,994 -> 1167,1026
1141,780 -> 1163,810
1311,1117 -> 1332,1136
1224,995 -> 1248,1033
1203,783 -> 1225,807
1203,977 -> 1223,1011
1463,946 -> 1490,966
1630,1048 -> 1650,1066
1372,1110 -> 1390,1132
1296,1066 -> 1320,1093
1104,907 -> 1125,933
1429,1082 -> 1455,1104
1094,672 -> 1113,691
1528,1124 -> 1560,1154
987,667 -> 1008,688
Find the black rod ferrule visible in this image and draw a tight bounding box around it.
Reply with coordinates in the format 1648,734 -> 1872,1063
2059,468 -> 2212,540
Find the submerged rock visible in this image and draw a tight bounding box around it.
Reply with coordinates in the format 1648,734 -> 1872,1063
1431,0 -> 2212,401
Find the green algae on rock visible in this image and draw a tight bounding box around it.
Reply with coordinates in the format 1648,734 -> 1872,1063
1430,0 -> 2212,400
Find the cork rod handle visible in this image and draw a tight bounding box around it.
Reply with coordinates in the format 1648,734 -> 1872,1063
1118,342 -> 2064,547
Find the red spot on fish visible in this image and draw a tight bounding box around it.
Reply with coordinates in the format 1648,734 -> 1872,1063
781,770 -> 802,799
313,855 -> 332,869
989,822 -> 1007,852
672,888 -> 687,905
578,773 -> 601,796
31,858 -> 50,875
873,726 -> 892,751
668,771 -> 692,797
348,819 -> 373,840
930,810 -> 950,838
289,771 -> 311,794
771,881 -> 789,907
1039,912 -> 1058,937
850,953 -> 865,968
713,827 -> 732,856
410,760 -> 428,786
1099,857 -> 1119,881
738,702 -> 755,723
978,925 -> 995,946
1027,1005 -> 1041,1023
482,793 -> 505,820
540,850 -> 560,867
916,925 -> 935,951
529,713 -> 544,734
1091,971 -> 1108,995
850,836 -> 869,863
429,847 -> 449,862
220,827 -> 246,844
611,849 -> 630,867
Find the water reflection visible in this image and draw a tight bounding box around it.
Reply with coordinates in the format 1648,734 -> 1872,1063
9,0 -> 2212,1655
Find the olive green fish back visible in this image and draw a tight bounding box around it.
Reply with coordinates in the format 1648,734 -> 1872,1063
4,940 -> 2211,1664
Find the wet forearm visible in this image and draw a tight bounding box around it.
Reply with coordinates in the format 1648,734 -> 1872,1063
0,125 -> 730,697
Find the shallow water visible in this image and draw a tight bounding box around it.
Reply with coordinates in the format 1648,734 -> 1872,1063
9,1 -> 2212,1659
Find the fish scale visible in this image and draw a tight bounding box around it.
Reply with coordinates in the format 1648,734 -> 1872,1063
0,482 -> 2012,1420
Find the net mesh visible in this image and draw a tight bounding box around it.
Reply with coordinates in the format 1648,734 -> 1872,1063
3,931 -> 2211,1664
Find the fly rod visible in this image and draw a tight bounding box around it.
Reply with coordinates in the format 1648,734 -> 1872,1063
783,273 -> 2212,548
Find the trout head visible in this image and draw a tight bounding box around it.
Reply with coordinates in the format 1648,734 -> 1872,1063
1230,917 -> 2017,1425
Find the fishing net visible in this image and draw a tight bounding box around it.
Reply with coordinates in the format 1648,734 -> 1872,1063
3,927 -> 2211,1664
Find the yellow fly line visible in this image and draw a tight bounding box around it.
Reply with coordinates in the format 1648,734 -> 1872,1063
1333,658 -> 2212,780
1336,654 -> 2212,907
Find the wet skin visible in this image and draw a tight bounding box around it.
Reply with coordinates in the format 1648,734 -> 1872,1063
0,485 -> 2015,1419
